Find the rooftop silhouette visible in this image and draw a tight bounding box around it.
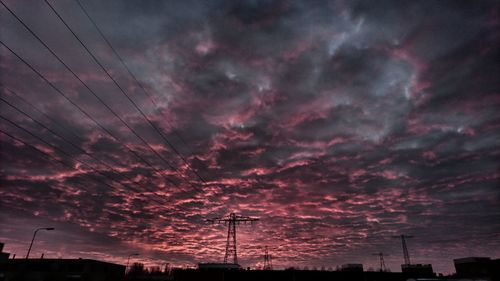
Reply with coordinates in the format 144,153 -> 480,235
1,241 -> 499,281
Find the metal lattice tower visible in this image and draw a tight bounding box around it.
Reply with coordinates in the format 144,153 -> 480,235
372,252 -> 388,272
207,213 -> 259,264
392,234 -> 413,265
263,246 -> 273,270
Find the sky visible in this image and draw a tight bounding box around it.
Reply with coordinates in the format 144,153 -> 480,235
0,0 -> 499,274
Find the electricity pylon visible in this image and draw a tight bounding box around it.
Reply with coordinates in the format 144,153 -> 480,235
392,234 -> 413,265
263,246 -> 273,270
372,252 -> 388,271
207,212 -> 259,264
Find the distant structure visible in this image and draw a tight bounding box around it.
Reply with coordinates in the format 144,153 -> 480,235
391,234 -> 434,277
0,258 -> 125,281
372,252 -> 387,272
0,243 -> 10,260
454,257 -> 500,279
401,263 -> 434,277
340,264 -> 364,272
207,212 -> 258,264
263,246 -> 273,270
392,234 -> 413,265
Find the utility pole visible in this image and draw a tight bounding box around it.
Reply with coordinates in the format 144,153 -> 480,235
126,253 -> 139,273
263,246 -> 273,270
372,252 -> 388,271
392,234 -> 413,265
207,212 -> 259,264
26,227 -> 55,259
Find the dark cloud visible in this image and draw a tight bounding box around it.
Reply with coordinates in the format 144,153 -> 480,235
1,0 -> 499,274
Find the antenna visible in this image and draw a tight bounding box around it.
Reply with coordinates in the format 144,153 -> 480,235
263,246 -> 273,270
372,252 -> 388,271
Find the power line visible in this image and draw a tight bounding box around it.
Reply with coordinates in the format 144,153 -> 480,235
45,0 -> 205,186
0,84 -> 168,194
0,40 -> 176,188
0,92 -> 171,207
74,0 -> 206,184
1,84 -> 85,144
0,0 -> 188,188
0,114 -> 127,192
0,128 -> 163,222
0,129 -> 111,195
0,119 -> 172,212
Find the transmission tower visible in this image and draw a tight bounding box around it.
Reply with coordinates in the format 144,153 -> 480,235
207,213 -> 259,264
263,246 -> 273,270
392,234 -> 413,265
372,252 -> 388,272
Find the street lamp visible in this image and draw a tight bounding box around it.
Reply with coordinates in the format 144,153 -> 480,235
126,253 -> 140,272
25,227 -> 55,259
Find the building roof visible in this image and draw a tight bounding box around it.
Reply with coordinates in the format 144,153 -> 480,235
454,257 -> 491,264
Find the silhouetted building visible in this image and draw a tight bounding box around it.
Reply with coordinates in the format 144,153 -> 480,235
340,263 -> 364,272
0,244 -> 9,261
173,268 -> 415,281
454,257 -> 500,280
0,258 -> 125,281
401,264 -> 434,277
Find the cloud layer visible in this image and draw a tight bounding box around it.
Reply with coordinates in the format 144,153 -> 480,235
0,0 -> 499,273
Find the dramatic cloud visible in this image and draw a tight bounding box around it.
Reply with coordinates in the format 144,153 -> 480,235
0,0 -> 499,274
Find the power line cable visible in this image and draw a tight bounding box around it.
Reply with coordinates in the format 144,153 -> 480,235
0,93 -> 171,207
0,113 -> 128,190
1,84 -> 175,198
1,84 -> 85,143
44,0 -> 205,186
0,40 -> 177,187
0,128 -> 163,222
0,1 -> 188,188
75,0 -> 206,184
0,84 -> 171,194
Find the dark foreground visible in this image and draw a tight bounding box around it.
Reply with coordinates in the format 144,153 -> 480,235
1,257 -> 498,281
127,269 -> 495,281
173,269 -> 422,281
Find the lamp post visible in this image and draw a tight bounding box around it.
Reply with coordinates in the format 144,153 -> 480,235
26,227 -> 55,259
126,253 -> 139,273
